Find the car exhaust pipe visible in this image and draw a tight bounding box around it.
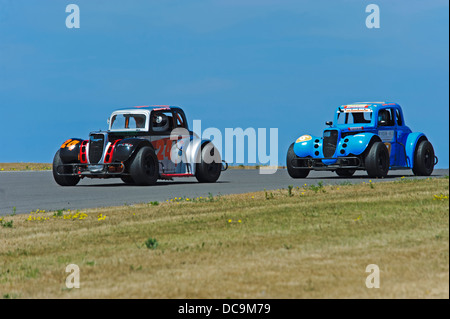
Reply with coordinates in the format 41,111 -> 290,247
221,160 -> 228,171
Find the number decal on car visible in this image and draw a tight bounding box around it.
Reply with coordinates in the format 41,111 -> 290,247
296,135 -> 312,143
61,139 -> 80,150
152,138 -> 174,161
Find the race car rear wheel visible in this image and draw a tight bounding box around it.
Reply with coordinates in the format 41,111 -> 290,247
335,168 -> 356,177
365,142 -> 389,178
52,150 -> 80,186
195,143 -> 222,183
286,143 -> 310,178
412,140 -> 435,176
129,146 -> 159,186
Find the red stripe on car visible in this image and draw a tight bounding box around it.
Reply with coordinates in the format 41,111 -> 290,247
104,140 -> 121,164
80,140 -> 88,164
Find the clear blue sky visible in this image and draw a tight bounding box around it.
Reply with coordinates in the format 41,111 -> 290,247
0,0 -> 448,167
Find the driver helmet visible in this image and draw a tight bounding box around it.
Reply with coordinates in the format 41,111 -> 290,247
153,114 -> 169,131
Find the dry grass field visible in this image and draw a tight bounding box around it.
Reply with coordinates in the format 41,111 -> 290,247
0,163 -> 280,171
0,163 -> 51,171
0,177 -> 448,299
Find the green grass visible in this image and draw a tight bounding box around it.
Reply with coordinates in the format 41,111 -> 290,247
0,177 -> 448,299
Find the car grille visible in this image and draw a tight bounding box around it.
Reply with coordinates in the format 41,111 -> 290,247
323,130 -> 338,158
89,134 -> 105,164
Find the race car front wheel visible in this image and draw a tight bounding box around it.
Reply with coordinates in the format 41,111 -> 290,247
52,150 -> 80,186
286,143 -> 310,178
129,146 -> 159,186
412,140 -> 435,176
120,175 -> 135,185
365,142 -> 389,178
195,143 -> 222,183
335,168 -> 356,177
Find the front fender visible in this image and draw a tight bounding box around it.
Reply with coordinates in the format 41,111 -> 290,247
112,138 -> 153,162
293,135 -> 321,157
344,133 -> 380,156
405,132 -> 426,168
59,138 -> 83,163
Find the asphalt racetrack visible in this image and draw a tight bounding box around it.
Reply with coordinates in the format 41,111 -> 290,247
0,168 -> 448,216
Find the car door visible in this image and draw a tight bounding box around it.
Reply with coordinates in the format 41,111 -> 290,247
171,109 -> 191,174
149,110 -> 176,174
394,108 -> 410,167
377,107 -> 397,166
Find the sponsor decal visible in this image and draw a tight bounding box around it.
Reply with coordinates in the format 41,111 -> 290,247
343,104 -> 369,108
119,143 -> 133,148
296,135 -> 312,143
348,127 -> 364,131
379,130 -> 395,142
343,108 -> 372,113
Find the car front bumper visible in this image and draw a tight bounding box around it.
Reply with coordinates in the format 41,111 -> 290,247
55,163 -> 125,177
290,156 -> 362,170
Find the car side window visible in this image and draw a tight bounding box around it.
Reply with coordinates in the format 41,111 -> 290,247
174,111 -> 187,129
378,108 -> 395,126
395,109 -> 403,126
151,111 -> 174,134
130,114 -> 147,129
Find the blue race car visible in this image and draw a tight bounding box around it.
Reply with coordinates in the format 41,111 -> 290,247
287,102 -> 437,178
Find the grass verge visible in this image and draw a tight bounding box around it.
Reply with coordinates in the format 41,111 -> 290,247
0,163 -> 52,172
0,177 -> 448,299
228,164 -> 286,169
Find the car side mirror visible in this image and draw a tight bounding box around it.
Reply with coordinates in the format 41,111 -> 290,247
326,121 -> 333,127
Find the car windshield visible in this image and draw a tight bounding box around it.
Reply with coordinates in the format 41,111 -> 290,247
337,110 -> 372,125
110,113 -> 147,131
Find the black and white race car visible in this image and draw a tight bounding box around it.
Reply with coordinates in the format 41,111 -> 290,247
53,105 -> 226,186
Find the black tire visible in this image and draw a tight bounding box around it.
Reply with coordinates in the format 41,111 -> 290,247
412,140 -> 435,176
286,143 -> 310,178
335,168 -> 356,177
129,146 -> 159,186
365,142 -> 389,178
52,150 -> 80,186
195,143 -> 222,183
120,175 -> 135,185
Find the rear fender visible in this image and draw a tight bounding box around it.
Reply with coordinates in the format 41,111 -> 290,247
185,137 -> 211,175
405,132 -> 426,168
